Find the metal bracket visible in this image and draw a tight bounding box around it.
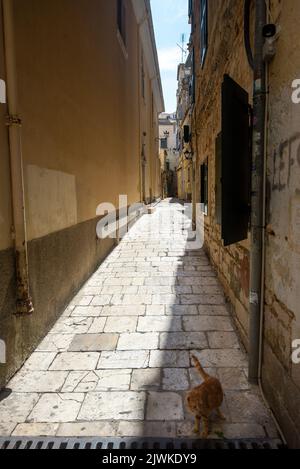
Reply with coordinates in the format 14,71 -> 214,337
5,114 -> 22,127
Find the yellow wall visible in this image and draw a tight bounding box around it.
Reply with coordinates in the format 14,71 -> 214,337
12,0 -> 159,240
0,3 -> 13,251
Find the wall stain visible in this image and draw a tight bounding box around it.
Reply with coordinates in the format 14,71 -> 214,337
272,132 -> 300,191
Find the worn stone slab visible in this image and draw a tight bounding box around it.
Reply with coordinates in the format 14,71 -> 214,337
192,349 -> 248,368
178,277 -> 219,286
146,305 -> 166,316
36,334 -> 74,353
192,285 -> 223,295
117,333 -> 159,351
67,371 -> 99,392
68,334 -> 118,352
137,316 -> 182,332
111,294 -> 152,306
98,351 -> 149,369
88,317 -> 107,333
101,305 -> 145,317
198,305 -> 229,316
207,332 -> 240,349
23,352 -> 57,371
50,318 -> 93,335
131,369 -> 161,391
91,295 -> 112,306
0,393 -> 39,423
118,421 -> 176,438
73,296 -> 93,306
217,368 -> 250,390
160,332 -> 208,350
104,317 -> 137,333
104,278 -> 131,286
183,316 -> 234,332
9,370 -> 68,393
151,294 -> 180,306
0,423 -> 16,436
162,368 -> 189,391
166,305 -> 198,316
28,394 -> 84,423
61,371 -> 89,393
50,352 -> 99,371
95,369 -> 131,391
78,392 -> 146,421
226,391 -> 273,425
57,422 -> 118,437
71,306 -> 102,317
146,392 -> 184,421
12,423 -> 59,437
180,295 -> 225,305
149,350 -> 189,368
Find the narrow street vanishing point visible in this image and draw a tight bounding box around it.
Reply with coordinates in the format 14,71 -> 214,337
0,0 -> 300,451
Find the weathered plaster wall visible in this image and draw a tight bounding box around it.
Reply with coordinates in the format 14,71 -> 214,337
13,0 -> 142,238
192,0 -> 253,348
0,1 -> 16,390
0,2 -> 13,252
1,0 -> 161,388
262,0 -> 300,448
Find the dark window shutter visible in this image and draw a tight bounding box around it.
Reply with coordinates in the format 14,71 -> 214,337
221,74 -> 251,246
215,133 -> 222,225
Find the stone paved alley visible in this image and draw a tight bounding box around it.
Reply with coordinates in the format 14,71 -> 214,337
0,200 -> 278,440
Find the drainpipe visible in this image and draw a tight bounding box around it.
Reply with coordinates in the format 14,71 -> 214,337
248,0 -> 267,383
2,0 -> 33,315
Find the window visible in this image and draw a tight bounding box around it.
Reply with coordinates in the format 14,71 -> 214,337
160,138 -> 168,150
200,158 -> 208,215
200,0 -> 208,67
117,0 -> 126,46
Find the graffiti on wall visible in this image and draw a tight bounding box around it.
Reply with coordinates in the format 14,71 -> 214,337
272,132 -> 300,191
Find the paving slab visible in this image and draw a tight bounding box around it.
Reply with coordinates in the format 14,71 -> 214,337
68,334 -> 118,352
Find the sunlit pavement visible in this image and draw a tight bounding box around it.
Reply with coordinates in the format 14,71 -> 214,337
0,199 -> 278,440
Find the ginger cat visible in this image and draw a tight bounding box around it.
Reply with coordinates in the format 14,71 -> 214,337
186,354 -> 225,438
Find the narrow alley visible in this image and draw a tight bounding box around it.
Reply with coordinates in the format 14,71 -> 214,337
0,201 -> 278,442
1,0 -> 300,452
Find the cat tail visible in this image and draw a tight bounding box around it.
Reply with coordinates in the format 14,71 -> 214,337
191,355 -> 209,381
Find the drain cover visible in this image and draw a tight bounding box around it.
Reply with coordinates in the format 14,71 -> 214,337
0,437 -> 285,450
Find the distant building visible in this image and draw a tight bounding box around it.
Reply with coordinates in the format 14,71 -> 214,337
159,113 -> 179,198
176,53 -> 194,201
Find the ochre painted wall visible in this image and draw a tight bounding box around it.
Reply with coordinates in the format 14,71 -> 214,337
12,0 -> 149,241
0,0 -> 161,389
0,3 -> 13,251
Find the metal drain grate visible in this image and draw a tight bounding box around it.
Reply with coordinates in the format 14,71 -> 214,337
0,437 -> 286,450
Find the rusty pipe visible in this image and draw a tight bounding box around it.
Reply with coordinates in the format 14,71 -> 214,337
2,0 -> 33,315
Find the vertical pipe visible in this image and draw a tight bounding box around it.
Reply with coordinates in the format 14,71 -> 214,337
2,0 -> 33,315
248,0 -> 266,383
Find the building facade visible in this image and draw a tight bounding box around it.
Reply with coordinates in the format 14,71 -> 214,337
159,113 -> 179,198
176,55 -> 193,201
0,0 -> 163,388
190,0 -> 300,447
